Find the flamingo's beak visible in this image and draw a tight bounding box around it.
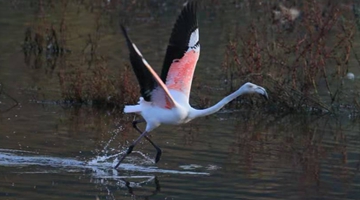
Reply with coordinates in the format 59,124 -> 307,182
256,87 -> 269,100
263,92 -> 269,100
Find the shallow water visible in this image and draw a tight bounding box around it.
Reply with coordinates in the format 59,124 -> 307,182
1,103 -> 359,200
1,1 -> 360,200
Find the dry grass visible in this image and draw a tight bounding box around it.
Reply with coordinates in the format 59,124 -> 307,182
57,58 -> 139,107
21,0 -> 360,114
221,1 -> 358,113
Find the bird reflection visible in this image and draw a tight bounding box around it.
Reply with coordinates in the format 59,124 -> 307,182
121,176 -> 161,199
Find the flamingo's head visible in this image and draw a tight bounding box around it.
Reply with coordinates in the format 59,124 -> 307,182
240,82 -> 269,100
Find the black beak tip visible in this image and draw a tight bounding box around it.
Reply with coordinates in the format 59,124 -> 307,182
263,93 -> 269,100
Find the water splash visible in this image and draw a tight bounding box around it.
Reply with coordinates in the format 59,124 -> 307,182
0,149 -> 85,168
0,148 -> 209,176
179,164 -> 221,171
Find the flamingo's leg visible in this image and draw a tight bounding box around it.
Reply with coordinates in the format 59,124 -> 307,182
132,119 -> 162,164
115,130 -> 151,169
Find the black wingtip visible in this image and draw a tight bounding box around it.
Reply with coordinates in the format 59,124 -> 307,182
120,24 -> 126,35
120,24 -> 132,47
183,0 -> 197,10
263,93 -> 269,100
119,23 -> 157,102
160,0 -> 199,82
181,1 -> 197,24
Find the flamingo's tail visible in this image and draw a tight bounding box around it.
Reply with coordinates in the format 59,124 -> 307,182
123,105 -> 141,113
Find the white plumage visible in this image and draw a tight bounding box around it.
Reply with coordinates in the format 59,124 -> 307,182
115,2 -> 268,169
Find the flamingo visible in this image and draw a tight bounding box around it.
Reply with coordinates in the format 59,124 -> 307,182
115,2 -> 268,169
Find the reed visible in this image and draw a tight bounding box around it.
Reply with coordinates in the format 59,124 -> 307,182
57,58 -> 139,107
222,1 -> 358,113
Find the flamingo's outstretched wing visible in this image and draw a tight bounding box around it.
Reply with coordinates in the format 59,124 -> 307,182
121,25 -> 175,109
160,2 -> 200,100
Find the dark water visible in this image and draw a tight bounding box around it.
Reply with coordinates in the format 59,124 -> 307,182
0,1 -> 360,200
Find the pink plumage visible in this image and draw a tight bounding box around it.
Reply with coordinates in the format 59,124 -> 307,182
116,2 -> 268,169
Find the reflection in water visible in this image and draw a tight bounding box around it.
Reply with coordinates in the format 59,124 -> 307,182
0,84 -> 19,113
0,102 -> 360,199
23,26 -> 69,74
0,146 -> 211,176
0,147 -> 210,199
122,176 -> 161,199
224,112 -> 360,199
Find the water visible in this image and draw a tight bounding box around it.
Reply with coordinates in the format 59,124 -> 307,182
1,103 -> 359,199
1,1 -> 360,200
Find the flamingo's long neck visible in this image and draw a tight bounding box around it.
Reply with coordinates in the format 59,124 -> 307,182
189,87 -> 246,119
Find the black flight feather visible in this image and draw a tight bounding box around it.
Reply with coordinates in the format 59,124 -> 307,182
120,25 -> 157,102
160,1 -> 198,83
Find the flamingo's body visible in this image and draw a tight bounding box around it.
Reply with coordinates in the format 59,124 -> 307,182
115,2 -> 268,169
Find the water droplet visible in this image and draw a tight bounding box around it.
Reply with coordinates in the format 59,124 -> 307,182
346,72 -> 355,80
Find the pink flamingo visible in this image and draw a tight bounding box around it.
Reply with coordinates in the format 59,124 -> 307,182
115,2 -> 268,169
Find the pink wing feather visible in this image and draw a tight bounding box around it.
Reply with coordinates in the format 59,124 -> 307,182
166,46 -> 199,98
121,25 -> 176,109
161,2 -> 199,100
123,2 -> 199,109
